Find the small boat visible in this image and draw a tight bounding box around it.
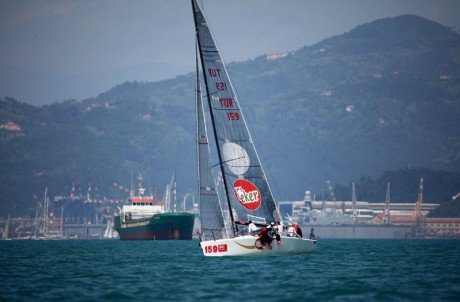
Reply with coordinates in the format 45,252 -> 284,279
1,214 -> 12,240
192,0 -> 317,256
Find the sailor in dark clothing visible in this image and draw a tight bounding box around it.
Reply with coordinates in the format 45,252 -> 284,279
309,227 -> 316,240
294,223 -> 303,238
270,222 -> 282,246
259,225 -> 274,249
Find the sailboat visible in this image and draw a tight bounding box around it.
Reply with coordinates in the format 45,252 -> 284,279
1,214 -> 11,240
192,0 -> 317,256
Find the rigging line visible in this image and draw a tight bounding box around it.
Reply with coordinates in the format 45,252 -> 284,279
215,137 -> 250,143
203,90 -> 220,99
210,107 -> 241,111
213,163 -> 262,169
211,156 -> 245,168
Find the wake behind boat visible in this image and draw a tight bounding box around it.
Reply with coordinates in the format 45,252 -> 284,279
192,0 -> 317,256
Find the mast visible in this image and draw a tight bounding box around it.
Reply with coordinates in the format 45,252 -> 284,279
172,173 -> 177,212
34,200 -> 40,238
195,37 -> 226,240
414,177 -> 426,237
382,182 -> 392,224
163,184 -> 170,211
130,168 -> 134,197
44,188 -> 48,237
60,205 -> 64,237
165,172 -> 176,212
351,182 -> 357,224
191,0 -> 237,236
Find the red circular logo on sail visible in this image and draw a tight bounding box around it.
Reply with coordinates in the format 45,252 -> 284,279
233,179 -> 261,211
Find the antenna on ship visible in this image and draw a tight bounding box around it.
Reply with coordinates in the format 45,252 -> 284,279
148,174 -> 152,197
137,173 -> 146,197
130,168 -> 134,197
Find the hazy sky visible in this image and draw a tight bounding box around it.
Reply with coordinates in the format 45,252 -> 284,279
1,0 -> 459,105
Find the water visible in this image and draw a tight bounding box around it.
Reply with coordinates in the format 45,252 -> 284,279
1,239 -> 459,301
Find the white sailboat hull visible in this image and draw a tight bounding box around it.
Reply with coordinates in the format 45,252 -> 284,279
200,235 -> 317,257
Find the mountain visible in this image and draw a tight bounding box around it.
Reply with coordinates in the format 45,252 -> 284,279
0,62 -> 192,106
1,15 -> 460,216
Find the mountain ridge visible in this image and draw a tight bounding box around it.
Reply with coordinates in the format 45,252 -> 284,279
1,14 -> 459,215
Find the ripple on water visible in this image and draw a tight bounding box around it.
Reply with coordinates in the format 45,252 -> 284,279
1,239 -> 460,301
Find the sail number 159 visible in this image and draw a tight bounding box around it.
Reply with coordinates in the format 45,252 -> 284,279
204,244 -> 228,253
227,112 -> 240,121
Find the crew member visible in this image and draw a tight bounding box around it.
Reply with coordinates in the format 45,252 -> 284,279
294,223 -> 303,238
287,223 -> 295,237
259,225 -> 273,249
247,220 -> 258,236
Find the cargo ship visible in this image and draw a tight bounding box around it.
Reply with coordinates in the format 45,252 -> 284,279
114,174 -> 194,240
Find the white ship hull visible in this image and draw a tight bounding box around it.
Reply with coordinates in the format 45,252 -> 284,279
200,235 -> 317,257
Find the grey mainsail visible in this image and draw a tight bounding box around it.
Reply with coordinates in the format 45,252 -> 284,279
192,0 -> 280,237
196,42 -> 227,240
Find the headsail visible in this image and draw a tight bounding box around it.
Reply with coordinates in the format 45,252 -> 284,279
1,214 -> 10,239
196,40 -> 227,240
192,0 -> 280,236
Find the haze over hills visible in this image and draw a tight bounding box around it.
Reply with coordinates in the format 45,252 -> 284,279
1,15 -> 459,216
0,62 -> 192,105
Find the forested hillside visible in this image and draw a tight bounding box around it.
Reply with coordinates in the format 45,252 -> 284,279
1,15 -> 459,216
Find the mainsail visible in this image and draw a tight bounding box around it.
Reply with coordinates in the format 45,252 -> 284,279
192,0 -> 280,237
196,42 -> 227,240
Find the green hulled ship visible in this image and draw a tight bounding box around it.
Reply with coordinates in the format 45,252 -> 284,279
114,174 -> 194,240
114,212 -> 194,240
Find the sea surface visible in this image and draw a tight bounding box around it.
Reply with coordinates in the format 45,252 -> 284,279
1,239 -> 459,301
